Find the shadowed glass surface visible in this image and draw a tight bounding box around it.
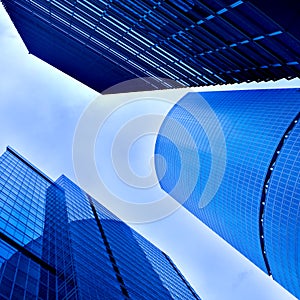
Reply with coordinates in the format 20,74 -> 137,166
2,0 -> 300,93
0,148 -> 200,299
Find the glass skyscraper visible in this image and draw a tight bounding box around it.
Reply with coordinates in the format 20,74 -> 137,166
0,146 -> 200,299
155,88 -> 300,298
2,0 -> 300,93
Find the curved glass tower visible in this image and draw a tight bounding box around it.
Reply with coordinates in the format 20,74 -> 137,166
264,121 -> 300,296
155,88 -> 300,298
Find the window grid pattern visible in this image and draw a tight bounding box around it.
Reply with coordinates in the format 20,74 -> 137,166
0,150 -> 58,300
0,150 -> 50,262
264,121 -> 300,298
42,183 -> 78,299
99,219 -> 172,300
0,239 -> 56,300
2,0 -> 300,93
55,176 -> 122,300
93,199 -> 200,300
155,89 -> 300,298
0,149 -> 200,299
133,231 -> 201,300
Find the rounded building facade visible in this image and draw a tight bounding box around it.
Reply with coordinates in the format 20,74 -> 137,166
155,89 -> 300,298
264,120 -> 300,296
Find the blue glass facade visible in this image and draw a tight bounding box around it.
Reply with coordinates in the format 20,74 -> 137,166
133,231 -> 199,300
0,147 -> 200,299
264,121 -> 300,297
155,88 -> 300,298
0,148 -> 59,299
2,0 -> 300,93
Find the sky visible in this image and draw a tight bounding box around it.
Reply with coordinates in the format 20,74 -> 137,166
0,4 -> 299,299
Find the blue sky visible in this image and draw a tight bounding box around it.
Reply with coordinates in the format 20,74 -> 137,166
0,4 -> 299,299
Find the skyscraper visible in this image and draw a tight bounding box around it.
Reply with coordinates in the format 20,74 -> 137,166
155,88 -> 300,298
2,0 -> 300,93
0,146 -> 200,299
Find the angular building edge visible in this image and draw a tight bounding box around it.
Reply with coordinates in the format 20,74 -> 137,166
0,146 -> 201,299
2,1 -> 300,94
